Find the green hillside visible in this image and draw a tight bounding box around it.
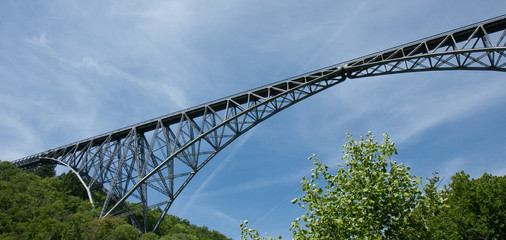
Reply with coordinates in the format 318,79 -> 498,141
0,161 -> 231,240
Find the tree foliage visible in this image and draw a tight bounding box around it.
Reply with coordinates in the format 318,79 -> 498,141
290,132 -> 424,239
240,132 -> 505,239
239,220 -> 281,240
413,171 -> 506,239
0,161 -> 231,240
26,163 -> 56,178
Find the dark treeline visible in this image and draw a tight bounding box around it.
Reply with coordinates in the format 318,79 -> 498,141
0,161 -> 231,240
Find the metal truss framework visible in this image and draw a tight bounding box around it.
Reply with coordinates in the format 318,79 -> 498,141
13,15 -> 506,232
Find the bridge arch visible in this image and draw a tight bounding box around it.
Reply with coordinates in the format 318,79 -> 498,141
40,157 -> 95,206
13,15 -> 506,232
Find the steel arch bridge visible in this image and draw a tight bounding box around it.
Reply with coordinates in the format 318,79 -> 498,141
13,15 -> 506,232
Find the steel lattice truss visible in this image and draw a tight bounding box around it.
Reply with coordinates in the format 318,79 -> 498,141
13,15 -> 506,232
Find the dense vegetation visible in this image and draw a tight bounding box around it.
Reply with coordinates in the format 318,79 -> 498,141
241,132 -> 506,239
0,161 -> 231,240
2,132 -> 504,239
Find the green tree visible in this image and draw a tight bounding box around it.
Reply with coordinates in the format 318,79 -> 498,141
290,132 -> 424,239
58,171 -> 89,200
160,232 -> 198,240
404,171 -> 506,239
27,163 -> 56,178
432,171 -> 505,239
240,220 -> 281,240
108,223 -> 139,240
140,232 -> 160,240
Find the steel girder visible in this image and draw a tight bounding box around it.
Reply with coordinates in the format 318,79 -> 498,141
12,15 -> 506,232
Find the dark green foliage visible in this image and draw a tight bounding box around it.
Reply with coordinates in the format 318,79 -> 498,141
109,224 -> 140,240
446,171 -> 505,238
400,171 -> 506,239
420,171 -> 506,239
0,162 -> 86,239
0,161 -> 231,240
155,214 -> 231,240
26,163 -> 56,178
57,171 -> 89,200
140,232 -> 160,240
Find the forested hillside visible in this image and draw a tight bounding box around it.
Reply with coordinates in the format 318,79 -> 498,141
0,161 -> 231,240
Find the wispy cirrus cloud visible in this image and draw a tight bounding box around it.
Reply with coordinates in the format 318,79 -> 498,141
198,169 -> 304,199
0,108 -> 42,160
26,32 -> 51,49
389,76 -> 506,142
63,57 -> 125,78
320,72 -> 506,143
207,208 -> 238,225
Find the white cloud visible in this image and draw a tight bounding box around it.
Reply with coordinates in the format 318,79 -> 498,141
392,78 -> 506,142
208,208 -> 238,225
26,32 -> 50,49
198,167 -> 305,199
322,72 -> 506,144
299,1 -> 369,71
64,57 -> 126,78
59,56 -> 189,109
439,157 -> 466,181
0,111 -> 41,160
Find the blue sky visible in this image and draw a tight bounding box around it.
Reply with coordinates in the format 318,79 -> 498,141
1,1 -> 505,239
